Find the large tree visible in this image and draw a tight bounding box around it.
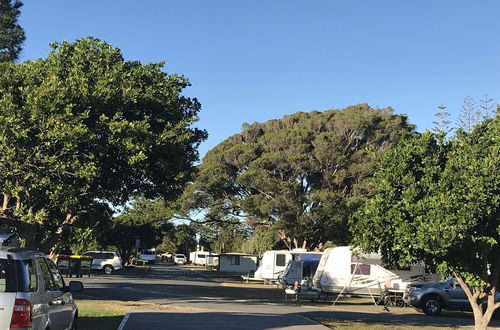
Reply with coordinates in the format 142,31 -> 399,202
0,0 -> 25,62
352,112 -> 500,330
0,37 -> 207,251
180,105 -> 416,250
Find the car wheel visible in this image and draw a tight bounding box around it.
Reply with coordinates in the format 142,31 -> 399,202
103,265 -> 114,275
421,295 -> 443,316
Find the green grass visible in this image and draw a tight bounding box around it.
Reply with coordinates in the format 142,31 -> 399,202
76,299 -> 130,330
315,318 -> 461,330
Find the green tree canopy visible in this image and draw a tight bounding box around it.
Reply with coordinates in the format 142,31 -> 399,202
0,37 -> 207,251
352,112 -> 500,329
0,0 -> 25,62
172,224 -> 198,256
180,104 -> 416,250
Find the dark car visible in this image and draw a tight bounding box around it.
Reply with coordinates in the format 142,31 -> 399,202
404,278 -> 500,316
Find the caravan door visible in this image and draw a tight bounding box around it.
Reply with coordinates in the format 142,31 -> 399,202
281,259 -> 302,285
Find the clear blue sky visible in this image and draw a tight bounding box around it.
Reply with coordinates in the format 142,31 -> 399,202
19,1 -> 500,157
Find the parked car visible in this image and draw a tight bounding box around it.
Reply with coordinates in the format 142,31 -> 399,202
174,254 -> 187,265
82,251 -> 122,274
404,278 -> 500,315
0,246 -> 83,330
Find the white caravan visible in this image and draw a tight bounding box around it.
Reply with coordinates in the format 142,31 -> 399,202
312,246 -> 436,297
190,251 -> 219,266
254,249 -> 315,282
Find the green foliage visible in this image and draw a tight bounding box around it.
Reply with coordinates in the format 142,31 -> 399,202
0,0 -> 25,62
156,236 -> 176,255
181,104 -> 416,249
201,223 -> 246,253
105,197 -> 175,262
352,111 -> 500,296
241,226 -> 279,257
171,224 -> 197,255
0,38 -> 206,251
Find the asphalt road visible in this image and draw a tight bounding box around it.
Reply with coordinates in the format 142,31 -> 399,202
74,263 -> 500,329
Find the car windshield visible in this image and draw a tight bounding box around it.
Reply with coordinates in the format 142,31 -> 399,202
175,255 -> 184,258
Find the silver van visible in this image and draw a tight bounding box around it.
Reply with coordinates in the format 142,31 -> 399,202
0,246 -> 83,330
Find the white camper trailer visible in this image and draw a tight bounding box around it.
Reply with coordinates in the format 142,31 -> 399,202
254,250 -> 293,282
254,249 -> 315,283
190,250 -> 219,266
280,252 -> 323,289
312,246 -> 435,298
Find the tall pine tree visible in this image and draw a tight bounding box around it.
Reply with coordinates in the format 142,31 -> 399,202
0,0 -> 25,62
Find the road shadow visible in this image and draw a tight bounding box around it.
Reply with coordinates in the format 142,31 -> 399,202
122,311 -> 324,330
298,310 -> 500,328
78,315 -> 123,330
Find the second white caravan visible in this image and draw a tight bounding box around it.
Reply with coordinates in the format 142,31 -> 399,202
312,246 -> 437,297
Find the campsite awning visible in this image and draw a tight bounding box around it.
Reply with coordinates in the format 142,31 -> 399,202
294,253 -> 322,266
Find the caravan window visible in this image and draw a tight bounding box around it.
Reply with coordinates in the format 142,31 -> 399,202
351,263 -> 371,275
275,254 -> 286,267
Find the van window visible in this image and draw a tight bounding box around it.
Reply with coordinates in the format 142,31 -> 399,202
276,254 -> 286,267
0,259 -> 17,292
45,258 -> 64,290
19,258 -> 38,292
39,257 -> 58,291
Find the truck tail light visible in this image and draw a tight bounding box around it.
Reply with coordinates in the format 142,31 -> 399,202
10,298 -> 32,328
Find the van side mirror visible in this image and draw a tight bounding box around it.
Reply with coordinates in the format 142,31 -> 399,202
67,281 -> 84,293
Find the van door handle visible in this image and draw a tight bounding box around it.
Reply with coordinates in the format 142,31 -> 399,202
49,299 -> 65,306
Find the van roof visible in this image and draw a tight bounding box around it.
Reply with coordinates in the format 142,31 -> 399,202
0,246 -> 46,259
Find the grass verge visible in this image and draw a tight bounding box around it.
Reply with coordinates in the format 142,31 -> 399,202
76,299 -> 140,330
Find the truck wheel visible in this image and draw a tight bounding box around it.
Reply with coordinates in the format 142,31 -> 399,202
421,295 -> 443,316
103,265 -> 114,275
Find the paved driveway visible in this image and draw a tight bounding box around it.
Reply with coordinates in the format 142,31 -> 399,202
77,264 -> 500,329
119,309 -> 329,330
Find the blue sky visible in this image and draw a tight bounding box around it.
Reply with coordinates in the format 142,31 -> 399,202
19,1 -> 500,157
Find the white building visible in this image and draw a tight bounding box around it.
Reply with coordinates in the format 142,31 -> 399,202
218,253 -> 258,274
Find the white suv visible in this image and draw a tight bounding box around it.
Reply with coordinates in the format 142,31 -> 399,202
83,251 -> 122,275
0,246 -> 83,330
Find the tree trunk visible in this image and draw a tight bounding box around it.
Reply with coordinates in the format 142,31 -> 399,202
454,274 -> 500,330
